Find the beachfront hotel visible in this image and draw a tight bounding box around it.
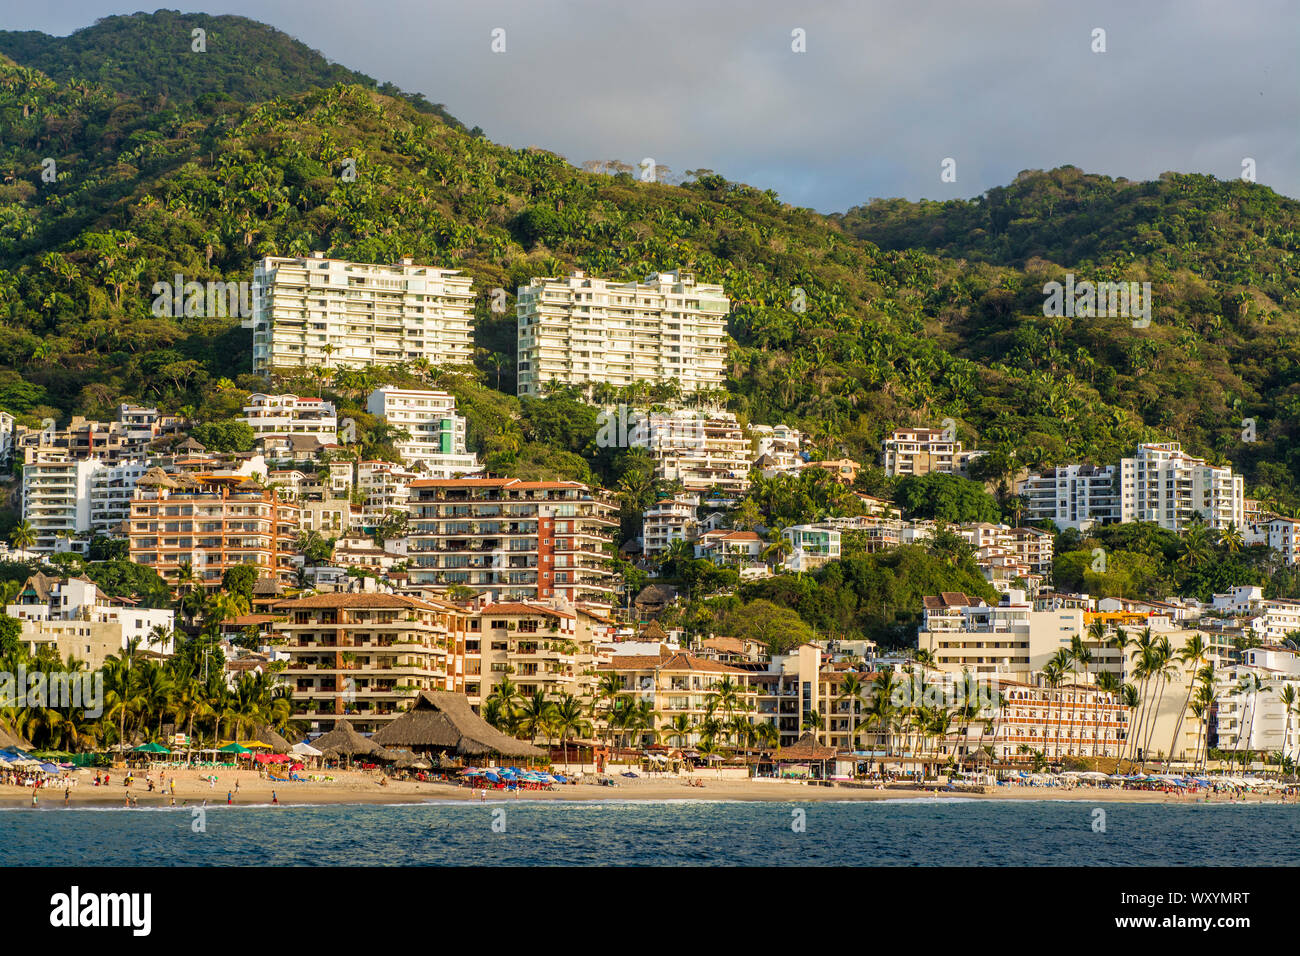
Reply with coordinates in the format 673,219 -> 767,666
516,270 -> 729,397
275,592 -> 455,733
470,602 -> 601,709
917,590 -> 1084,678
127,469 -> 300,592
406,477 -> 618,605
246,254 -> 476,374
597,648 -> 757,747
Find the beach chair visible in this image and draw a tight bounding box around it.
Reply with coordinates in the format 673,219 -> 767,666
289,772 -> 306,782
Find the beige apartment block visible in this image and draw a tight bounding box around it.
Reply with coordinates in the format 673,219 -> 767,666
248,254 -> 475,374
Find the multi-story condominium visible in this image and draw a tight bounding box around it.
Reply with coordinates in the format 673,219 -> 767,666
596,647 -> 756,747
1211,649 -> 1300,759
643,410 -> 752,497
881,428 -> 985,478
516,270 -> 729,397
981,680 -> 1129,761
781,525 -> 841,572
365,386 -> 481,478
407,478 -> 617,604
750,424 -> 803,477
240,393 -> 338,443
1021,443 -> 1244,533
356,459 -> 419,526
86,459 -> 152,540
20,453 -> 99,552
1127,442 -> 1244,532
274,593 -> 452,733
1246,514 -> 1300,566
6,572 -> 175,656
247,254 -> 475,374
1254,600 -> 1300,643
14,405 -> 182,464
917,590 -> 1084,677
641,494 -> 700,558
748,644 -> 881,750
1007,526 -> 1054,574
128,470 -> 300,592
1020,463 -> 1121,530
472,602 -> 599,707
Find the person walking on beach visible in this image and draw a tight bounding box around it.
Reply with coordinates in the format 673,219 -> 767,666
63,788 -> 70,808
227,790 -> 233,805
272,791 -> 278,805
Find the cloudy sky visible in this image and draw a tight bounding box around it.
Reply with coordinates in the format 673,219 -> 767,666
10,1 -> 1298,210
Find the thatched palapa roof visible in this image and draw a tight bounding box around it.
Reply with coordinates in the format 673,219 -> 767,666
372,691 -> 545,759
0,721 -> 31,750
310,718 -> 384,758
253,723 -> 295,754
777,732 -> 838,762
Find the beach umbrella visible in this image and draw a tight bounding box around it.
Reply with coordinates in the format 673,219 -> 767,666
217,743 -> 252,755
290,742 -> 323,758
132,742 -> 171,754
39,763 -> 62,774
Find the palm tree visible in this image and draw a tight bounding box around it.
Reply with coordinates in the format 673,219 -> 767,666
1120,683 -> 1140,768
1070,637 -> 1095,759
518,690 -> 555,744
835,673 -> 867,743
1095,670 -> 1121,761
1139,637 -> 1176,764
664,713 -> 695,748
1282,684 -> 1299,770
550,693 -> 591,767
9,521 -> 35,550
1045,652 -> 1070,760
1164,634 -> 1207,770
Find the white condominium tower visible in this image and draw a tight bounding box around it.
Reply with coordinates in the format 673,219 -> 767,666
247,254 -> 475,374
365,386 -> 482,479
1020,442 -> 1244,532
516,270 -> 729,397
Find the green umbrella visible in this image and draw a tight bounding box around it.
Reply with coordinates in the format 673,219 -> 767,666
132,742 -> 171,754
217,743 -> 252,755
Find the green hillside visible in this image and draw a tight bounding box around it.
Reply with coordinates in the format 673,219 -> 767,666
0,10 -> 462,125
0,12 -> 1297,514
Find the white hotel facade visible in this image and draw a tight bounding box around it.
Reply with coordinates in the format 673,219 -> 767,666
247,255 -> 475,374
516,271 -> 729,397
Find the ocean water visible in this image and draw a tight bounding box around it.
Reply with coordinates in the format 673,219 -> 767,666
2,799 -> 1298,866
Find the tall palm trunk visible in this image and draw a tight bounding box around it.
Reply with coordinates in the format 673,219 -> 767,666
1165,668 -> 1198,770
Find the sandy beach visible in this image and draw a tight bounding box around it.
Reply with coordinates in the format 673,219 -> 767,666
2,767 -> 1292,808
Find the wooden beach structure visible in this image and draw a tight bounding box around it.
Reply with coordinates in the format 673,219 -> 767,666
372,691 -> 546,763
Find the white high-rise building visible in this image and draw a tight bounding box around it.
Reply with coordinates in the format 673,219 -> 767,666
365,386 -> 481,479
1020,442 -> 1244,533
20,453 -> 150,552
247,255 -> 475,374
1021,464 -> 1123,531
516,270 -> 729,397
